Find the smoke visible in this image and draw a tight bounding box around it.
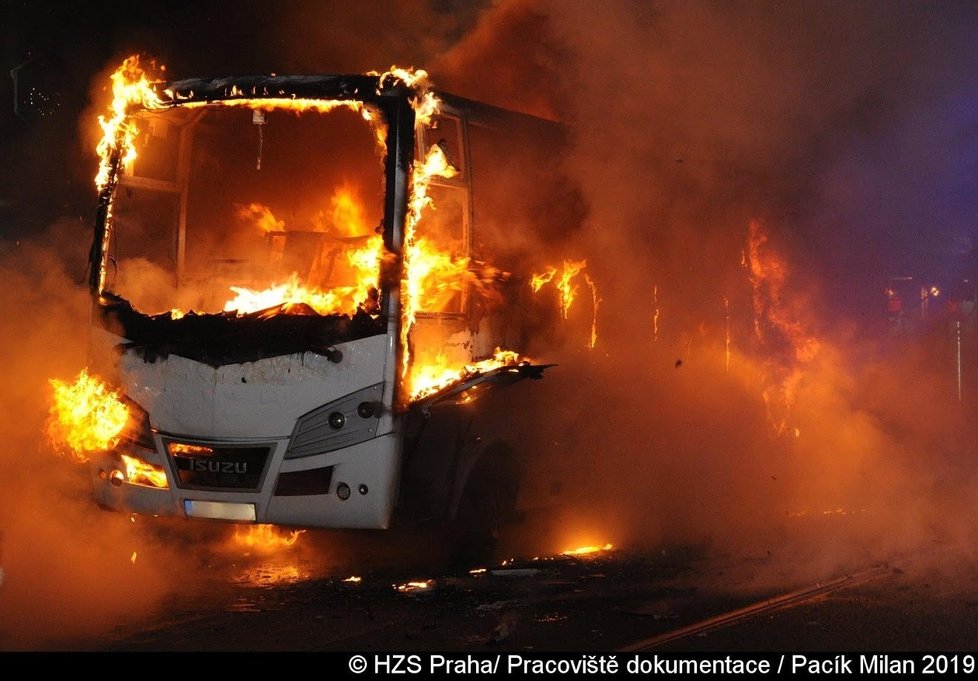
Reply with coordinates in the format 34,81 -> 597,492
0,222 -> 175,648
5,0 -> 978,647
430,0 -> 978,586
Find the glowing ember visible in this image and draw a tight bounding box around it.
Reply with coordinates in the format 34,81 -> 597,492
232,525 -> 304,552
561,543 -> 613,556
47,369 -> 130,462
130,551 -> 137,565
120,454 -> 168,489
395,580 -> 434,593
342,576 -> 363,584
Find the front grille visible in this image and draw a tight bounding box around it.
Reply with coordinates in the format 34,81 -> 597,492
166,441 -> 272,491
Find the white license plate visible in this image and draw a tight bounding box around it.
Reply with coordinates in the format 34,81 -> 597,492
184,500 -> 256,522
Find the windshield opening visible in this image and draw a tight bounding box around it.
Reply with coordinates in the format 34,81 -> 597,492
107,105 -> 386,319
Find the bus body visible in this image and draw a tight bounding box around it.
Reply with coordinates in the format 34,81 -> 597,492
84,72 -> 573,540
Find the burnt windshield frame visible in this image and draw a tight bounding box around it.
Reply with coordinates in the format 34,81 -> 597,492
90,73 -> 417,311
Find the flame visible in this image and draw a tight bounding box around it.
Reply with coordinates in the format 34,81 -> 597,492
531,259 -> 589,320
401,145 -> 459,363
95,55 -> 165,192
96,57 -> 520,407
584,272 -> 600,349
746,220 -> 821,434
226,189 -> 387,316
237,203 -> 285,234
395,580 -> 433,593
530,268 -> 556,293
168,443 -> 214,456
95,57 -> 432,194
342,576 -> 363,584
561,543 -> 614,556
410,347 -> 522,401
47,370 -> 130,462
557,260 -> 587,320
377,66 -> 438,125
652,284 -> 660,342
120,454 -> 168,488
232,525 -> 304,552
325,185 -> 370,236
531,259 -> 598,347
400,142 -> 516,400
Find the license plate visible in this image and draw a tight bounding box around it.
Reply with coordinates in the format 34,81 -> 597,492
183,500 -> 256,521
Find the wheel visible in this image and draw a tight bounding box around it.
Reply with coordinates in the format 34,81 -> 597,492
448,453 -> 519,568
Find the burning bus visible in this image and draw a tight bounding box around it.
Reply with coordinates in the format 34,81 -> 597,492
54,58 -> 579,558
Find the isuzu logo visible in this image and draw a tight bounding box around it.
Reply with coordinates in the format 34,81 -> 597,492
180,458 -> 248,474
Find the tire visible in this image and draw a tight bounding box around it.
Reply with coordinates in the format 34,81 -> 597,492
448,452 -> 519,568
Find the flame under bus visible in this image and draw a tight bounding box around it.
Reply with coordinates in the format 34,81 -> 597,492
86,71 -> 572,547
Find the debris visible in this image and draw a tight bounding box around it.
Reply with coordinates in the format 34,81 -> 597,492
490,621 -> 512,643
476,599 -> 525,612
489,568 -> 541,577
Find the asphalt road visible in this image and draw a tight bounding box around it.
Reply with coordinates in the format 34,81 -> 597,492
85,520 -> 978,653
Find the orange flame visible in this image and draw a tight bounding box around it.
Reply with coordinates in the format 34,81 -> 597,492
652,284 -> 660,342
401,142 -> 499,399
232,525 -> 304,552
47,370 -> 130,462
561,543 -> 613,556
410,347 -> 522,401
96,58 -> 518,406
530,268 -> 556,293
226,188 -> 387,316
557,259 -> 586,320
95,58 -> 438,193
584,272 -> 600,349
531,259 -> 588,320
95,55 -> 165,192
237,203 -> 285,234
746,220 -> 820,434
531,259 -> 599,347
120,454 -> 168,489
